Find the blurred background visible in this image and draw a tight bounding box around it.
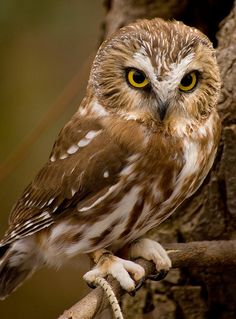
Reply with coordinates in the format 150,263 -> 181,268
0,1 -> 105,317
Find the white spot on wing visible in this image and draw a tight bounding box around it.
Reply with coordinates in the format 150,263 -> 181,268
67,145 -> 79,154
78,130 -> 101,148
50,155 -> 56,162
78,138 -> 91,147
85,130 -> 100,139
60,154 -> 68,160
103,171 -> 109,178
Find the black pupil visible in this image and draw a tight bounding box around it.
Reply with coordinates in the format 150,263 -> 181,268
181,73 -> 193,87
133,70 -> 145,83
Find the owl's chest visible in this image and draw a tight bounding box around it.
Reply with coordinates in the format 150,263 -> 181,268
135,129 -> 215,215
111,138 -> 215,249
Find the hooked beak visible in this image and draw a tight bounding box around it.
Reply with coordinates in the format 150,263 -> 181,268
153,91 -> 170,121
157,100 -> 169,121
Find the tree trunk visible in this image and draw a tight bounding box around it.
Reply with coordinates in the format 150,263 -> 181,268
102,1 -> 236,318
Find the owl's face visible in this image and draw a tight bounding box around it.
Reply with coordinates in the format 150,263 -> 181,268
90,18 -> 221,124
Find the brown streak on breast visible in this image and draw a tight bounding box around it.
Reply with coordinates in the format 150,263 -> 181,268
89,217 -> 123,247
118,197 -> 145,239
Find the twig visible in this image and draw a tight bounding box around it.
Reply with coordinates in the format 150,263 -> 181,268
58,240 -> 236,319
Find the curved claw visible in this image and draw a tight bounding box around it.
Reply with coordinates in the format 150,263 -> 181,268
128,276 -> 146,297
135,276 -> 146,290
148,269 -> 169,281
128,290 -> 136,297
86,281 -> 97,289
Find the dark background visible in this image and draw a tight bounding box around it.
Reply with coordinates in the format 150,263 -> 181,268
0,1 -> 104,318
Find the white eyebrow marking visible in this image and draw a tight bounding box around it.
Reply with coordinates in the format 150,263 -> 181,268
156,53 -> 195,101
133,50 -> 157,84
167,53 -> 195,84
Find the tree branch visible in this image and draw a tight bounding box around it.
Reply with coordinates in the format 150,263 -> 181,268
57,240 -> 236,319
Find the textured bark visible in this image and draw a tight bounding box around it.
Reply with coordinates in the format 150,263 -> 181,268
102,1 -> 236,318
103,0 -> 233,45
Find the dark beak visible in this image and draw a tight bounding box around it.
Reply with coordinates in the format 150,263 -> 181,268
158,101 -> 169,121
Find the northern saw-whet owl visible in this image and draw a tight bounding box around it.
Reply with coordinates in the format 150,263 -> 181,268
0,18 -> 221,299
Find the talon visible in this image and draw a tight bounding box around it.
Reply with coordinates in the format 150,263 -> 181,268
148,269 -> 169,281
128,290 -> 136,297
86,281 -> 97,289
135,276 -> 145,291
128,276 -> 145,297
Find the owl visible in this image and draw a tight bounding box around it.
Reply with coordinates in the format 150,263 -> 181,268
0,18 -> 221,299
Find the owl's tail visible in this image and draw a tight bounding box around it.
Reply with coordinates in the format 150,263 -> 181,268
0,238 -> 42,300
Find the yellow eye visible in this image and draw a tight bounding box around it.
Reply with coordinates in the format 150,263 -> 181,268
179,71 -> 198,92
127,69 -> 149,88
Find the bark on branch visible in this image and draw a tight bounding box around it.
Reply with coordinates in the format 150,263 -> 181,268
58,240 -> 236,319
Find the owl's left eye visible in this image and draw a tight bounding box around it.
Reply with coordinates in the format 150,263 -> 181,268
126,68 -> 150,89
179,71 -> 198,92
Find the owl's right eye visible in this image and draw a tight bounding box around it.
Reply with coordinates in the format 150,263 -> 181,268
126,68 -> 150,89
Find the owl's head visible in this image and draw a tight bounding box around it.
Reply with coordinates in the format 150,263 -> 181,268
89,18 -> 221,124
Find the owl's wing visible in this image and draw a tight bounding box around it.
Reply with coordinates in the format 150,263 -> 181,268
1,114 -> 128,246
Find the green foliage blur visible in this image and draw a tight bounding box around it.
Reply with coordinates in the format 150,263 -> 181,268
0,1 -> 104,318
